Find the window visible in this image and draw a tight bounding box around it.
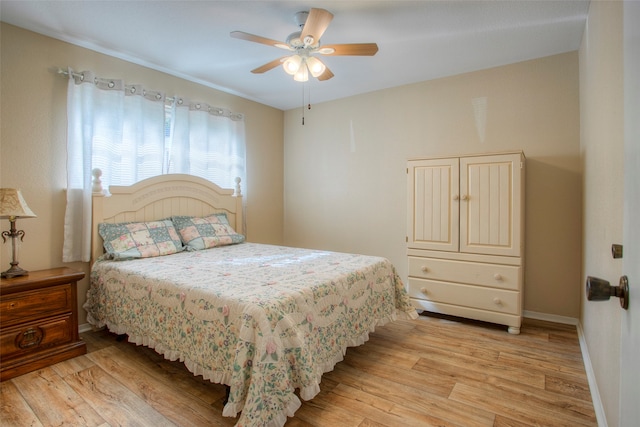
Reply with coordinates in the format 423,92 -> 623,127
63,70 -> 245,262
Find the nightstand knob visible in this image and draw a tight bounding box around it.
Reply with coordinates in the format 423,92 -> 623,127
494,274 -> 503,281
421,266 -> 429,273
17,328 -> 43,349
493,298 -> 502,306
420,287 -> 429,295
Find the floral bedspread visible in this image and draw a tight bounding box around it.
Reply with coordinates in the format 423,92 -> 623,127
85,242 -> 418,427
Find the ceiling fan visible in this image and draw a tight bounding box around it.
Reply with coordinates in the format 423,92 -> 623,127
230,8 -> 378,82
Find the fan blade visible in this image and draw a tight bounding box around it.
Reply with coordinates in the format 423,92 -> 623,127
230,31 -> 291,50
300,8 -> 334,46
319,43 -> 379,56
251,57 -> 287,74
317,66 -> 334,81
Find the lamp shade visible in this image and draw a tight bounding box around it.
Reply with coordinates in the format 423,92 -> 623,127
282,55 -> 302,75
293,65 -> 309,82
306,57 -> 326,78
0,189 -> 37,219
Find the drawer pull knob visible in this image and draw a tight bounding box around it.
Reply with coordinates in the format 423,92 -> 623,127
17,328 -> 43,349
494,274 -> 503,281
420,287 -> 429,295
421,266 -> 429,273
493,298 -> 502,306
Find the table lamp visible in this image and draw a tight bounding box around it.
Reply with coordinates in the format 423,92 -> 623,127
0,189 -> 37,278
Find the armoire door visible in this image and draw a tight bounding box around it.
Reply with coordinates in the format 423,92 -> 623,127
407,157 -> 459,252
459,153 -> 523,257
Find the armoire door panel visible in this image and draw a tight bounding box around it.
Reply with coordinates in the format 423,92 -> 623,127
460,153 -> 521,257
407,158 -> 459,252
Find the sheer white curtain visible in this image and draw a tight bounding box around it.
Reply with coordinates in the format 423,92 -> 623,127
170,101 -> 246,194
63,70 -> 247,263
63,70 -> 166,262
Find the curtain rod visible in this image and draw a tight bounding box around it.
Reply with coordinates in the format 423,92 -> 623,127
56,67 -> 244,120
56,68 -> 179,103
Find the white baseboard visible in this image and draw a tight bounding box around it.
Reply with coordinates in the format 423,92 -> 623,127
576,322 -> 607,427
79,323 -> 94,333
523,310 -> 579,325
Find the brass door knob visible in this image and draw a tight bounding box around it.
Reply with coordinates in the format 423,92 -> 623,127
586,275 -> 629,309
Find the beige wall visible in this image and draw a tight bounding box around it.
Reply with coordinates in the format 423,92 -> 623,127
0,23 -> 285,325
579,2 -> 624,426
284,52 -> 582,319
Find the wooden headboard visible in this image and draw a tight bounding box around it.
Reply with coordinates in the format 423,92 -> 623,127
91,169 -> 243,263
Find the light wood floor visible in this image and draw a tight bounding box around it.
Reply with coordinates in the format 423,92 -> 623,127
1,313 -> 597,427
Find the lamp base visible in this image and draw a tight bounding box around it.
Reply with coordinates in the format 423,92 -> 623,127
1,264 -> 28,279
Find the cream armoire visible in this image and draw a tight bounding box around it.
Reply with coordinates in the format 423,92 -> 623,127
406,152 -> 525,334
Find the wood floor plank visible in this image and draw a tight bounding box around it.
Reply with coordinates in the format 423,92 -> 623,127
0,380 -> 43,427
416,324 -> 581,365
413,345 -> 546,389
341,347 -> 456,398
493,414 -> 535,427
87,345 -> 235,426
497,350 -> 588,380
357,419 -> 388,427
106,334 -> 230,405
10,367 -> 106,426
449,380 -> 597,426
321,383 -> 461,427
366,330 -> 502,364
414,316 -> 582,360
63,364 -> 179,426
329,361 -> 495,426
293,395 -> 365,427
545,374 -> 593,402
51,354 -> 96,378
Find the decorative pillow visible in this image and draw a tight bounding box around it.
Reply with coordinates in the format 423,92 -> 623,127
172,213 -> 245,250
99,220 -> 184,260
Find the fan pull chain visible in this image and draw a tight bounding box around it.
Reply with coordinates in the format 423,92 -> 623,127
301,83 -> 312,126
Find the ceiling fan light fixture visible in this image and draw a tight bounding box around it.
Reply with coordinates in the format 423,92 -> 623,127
232,7 -> 376,83
306,56 -> 326,78
293,65 -> 309,82
282,55 -> 302,75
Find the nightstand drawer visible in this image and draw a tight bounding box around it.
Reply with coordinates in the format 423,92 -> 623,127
0,284 -> 72,325
408,256 -> 521,290
0,315 -> 74,360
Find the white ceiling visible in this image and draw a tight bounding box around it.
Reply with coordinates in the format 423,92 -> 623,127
1,1 -> 590,111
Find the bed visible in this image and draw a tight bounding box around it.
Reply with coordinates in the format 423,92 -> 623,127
84,170 -> 418,427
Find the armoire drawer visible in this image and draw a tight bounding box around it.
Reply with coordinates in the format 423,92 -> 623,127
408,277 -> 520,315
408,256 -> 520,290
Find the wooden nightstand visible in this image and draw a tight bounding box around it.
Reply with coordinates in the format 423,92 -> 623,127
0,267 -> 87,381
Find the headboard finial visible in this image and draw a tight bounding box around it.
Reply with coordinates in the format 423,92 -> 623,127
92,168 -> 104,194
234,177 -> 242,197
